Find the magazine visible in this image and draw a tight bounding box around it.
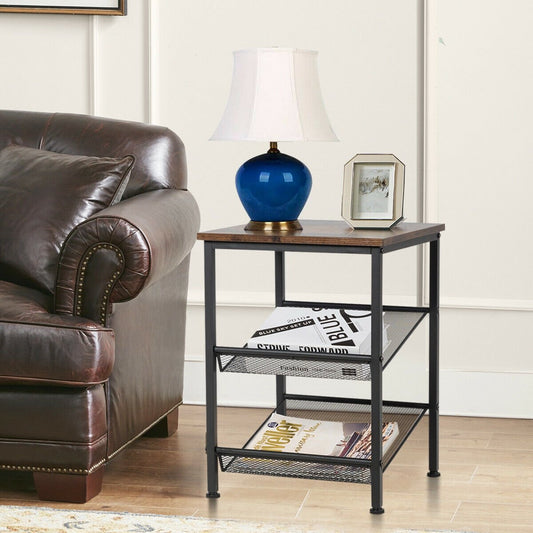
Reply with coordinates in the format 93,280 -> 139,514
246,412 -> 399,459
227,306 -> 390,379
246,306 -> 390,356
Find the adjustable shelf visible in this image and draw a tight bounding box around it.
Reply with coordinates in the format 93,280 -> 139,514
218,397 -> 427,484
217,308 -> 427,381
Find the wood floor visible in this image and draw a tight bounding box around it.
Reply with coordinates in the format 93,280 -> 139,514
0,405 -> 531,533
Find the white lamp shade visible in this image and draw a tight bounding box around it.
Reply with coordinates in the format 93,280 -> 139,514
211,48 -> 338,142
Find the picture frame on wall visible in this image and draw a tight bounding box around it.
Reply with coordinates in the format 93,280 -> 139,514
342,153 -> 405,230
0,1 -> 126,15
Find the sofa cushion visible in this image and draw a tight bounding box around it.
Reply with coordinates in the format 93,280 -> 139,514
0,145 -> 134,295
0,280 -> 114,386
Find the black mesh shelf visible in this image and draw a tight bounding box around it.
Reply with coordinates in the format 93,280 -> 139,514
217,310 -> 426,381
219,454 -> 373,484
217,397 -> 427,484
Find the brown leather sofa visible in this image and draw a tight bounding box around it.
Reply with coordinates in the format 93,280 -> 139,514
0,110 -> 200,502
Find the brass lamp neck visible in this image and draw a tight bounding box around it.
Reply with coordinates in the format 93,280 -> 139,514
268,141 -> 280,154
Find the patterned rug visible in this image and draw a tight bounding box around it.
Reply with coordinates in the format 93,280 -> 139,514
0,505 -> 329,532
0,506 -> 476,532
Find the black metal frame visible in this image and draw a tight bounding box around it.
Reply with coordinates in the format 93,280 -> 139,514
203,233 -> 441,512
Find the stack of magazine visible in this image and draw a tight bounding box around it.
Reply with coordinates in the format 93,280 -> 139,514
230,306 -> 390,379
246,412 -> 399,460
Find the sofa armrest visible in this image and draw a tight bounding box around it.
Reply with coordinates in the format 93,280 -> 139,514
55,189 -> 200,324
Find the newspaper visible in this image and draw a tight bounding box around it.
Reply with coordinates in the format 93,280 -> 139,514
246,412 -> 399,459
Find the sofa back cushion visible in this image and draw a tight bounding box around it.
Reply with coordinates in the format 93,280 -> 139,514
0,145 -> 134,295
0,110 -> 187,198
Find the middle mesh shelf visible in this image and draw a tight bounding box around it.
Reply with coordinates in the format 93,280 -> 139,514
215,306 -> 427,382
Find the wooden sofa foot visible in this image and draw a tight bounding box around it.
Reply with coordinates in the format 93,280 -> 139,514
33,469 -> 104,503
144,407 -> 179,438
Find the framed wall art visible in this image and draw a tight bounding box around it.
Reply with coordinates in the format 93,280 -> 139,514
342,153 -> 405,229
0,1 -> 126,15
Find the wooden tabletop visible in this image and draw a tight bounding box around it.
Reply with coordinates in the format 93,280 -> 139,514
197,220 -> 445,248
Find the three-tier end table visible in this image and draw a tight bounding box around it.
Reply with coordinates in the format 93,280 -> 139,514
197,220 -> 444,514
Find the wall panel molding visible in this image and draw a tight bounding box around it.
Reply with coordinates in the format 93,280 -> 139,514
439,296 -> 533,313
423,0 -> 440,225
186,290 -> 532,313
88,15 -> 99,115
182,358 -> 533,418
416,0 -> 427,307
146,0 -> 158,124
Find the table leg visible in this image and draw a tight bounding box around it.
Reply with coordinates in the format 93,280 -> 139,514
275,251 -> 287,414
204,242 -> 220,497
428,236 -> 441,478
370,248 -> 385,514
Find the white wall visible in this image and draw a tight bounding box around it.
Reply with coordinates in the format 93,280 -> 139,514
0,0 -> 531,418
425,0 -> 533,417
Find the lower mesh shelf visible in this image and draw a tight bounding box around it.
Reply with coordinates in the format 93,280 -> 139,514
220,454 -> 372,483
217,397 -> 426,484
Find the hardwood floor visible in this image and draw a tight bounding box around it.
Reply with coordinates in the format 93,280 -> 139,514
0,405 -> 531,532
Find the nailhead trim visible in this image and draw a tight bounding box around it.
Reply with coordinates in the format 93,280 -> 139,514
0,457 -> 106,475
75,243 -> 125,325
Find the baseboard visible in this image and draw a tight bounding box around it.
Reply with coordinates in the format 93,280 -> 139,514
187,289 -> 533,312
440,369 -> 533,419
183,359 -> 533,419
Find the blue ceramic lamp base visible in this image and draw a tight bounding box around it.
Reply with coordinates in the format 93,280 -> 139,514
236,142 -> 311,232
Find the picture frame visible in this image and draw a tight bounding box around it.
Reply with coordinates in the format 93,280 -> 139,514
0,0 -> 126,15
342,153 -> 405,230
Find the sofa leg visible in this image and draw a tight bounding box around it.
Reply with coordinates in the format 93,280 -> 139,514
144,407 -> 179,438
33,469 -> 104,503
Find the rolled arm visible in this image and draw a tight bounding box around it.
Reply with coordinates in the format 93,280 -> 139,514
55,189 -> 200,324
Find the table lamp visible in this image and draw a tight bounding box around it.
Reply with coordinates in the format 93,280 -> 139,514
211,48 -> 338,231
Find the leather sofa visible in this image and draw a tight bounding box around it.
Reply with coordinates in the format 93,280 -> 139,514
0,110 -> 200,502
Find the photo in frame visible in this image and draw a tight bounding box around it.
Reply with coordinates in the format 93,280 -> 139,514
342,154 -> 405,229
0,1 -> 126,15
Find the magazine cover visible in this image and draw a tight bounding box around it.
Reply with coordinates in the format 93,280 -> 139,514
246,306 -> 390,355
246,412 -> 399,459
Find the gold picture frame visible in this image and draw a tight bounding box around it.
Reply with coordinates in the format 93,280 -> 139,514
342,153 -> 405,229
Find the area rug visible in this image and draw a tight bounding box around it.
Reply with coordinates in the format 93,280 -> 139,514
0,505 -> 332,532
0,506 -> 477,533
